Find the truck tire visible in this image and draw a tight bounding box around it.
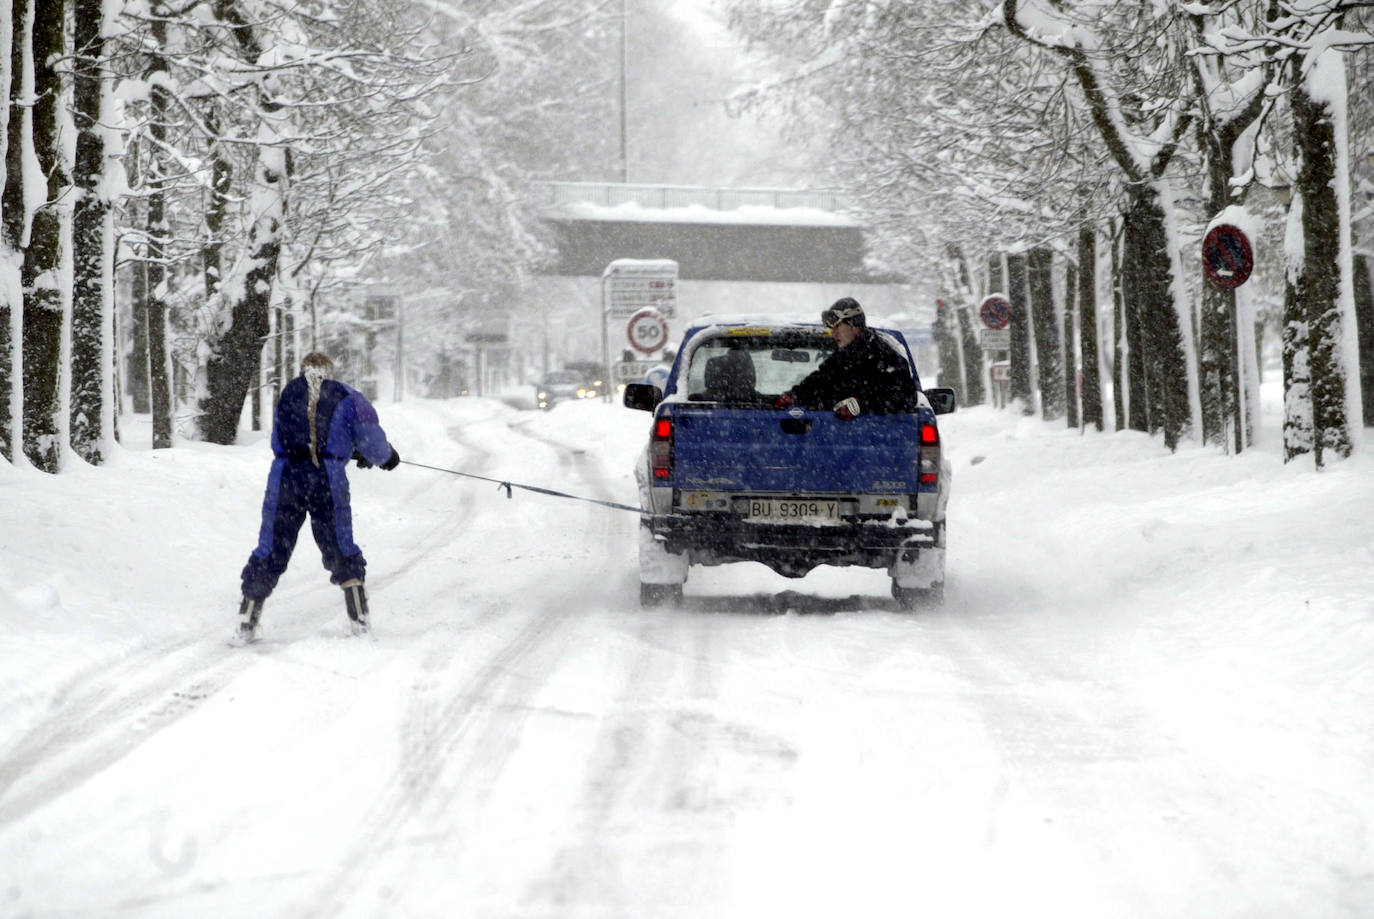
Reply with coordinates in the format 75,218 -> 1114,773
640,582 -> 683,608
892,580 -> 944,610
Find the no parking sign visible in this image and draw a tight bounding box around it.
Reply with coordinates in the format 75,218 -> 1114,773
979,294 -> 1012,330
1202,224 -> 1253,289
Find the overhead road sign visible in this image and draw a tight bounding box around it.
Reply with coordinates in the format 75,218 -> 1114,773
603,259 -> 677,318
979,294 -> 1012,330
1202,224 -> 1253,289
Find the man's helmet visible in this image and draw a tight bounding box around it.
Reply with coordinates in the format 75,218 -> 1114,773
821,297 -> 865,330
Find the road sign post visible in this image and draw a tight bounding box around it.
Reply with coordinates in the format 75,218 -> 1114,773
603,259 -> 678,400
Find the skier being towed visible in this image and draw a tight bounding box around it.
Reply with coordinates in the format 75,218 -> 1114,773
235,351 -> 401,643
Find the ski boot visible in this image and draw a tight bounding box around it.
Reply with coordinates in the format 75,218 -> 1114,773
342,579 -> 370,636
235,596 -> 263,644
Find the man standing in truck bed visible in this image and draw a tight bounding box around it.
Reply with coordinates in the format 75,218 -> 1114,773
774,297 -> 918,419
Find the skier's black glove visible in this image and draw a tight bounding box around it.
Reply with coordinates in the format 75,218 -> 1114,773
353,450 -> 373,469
380,447 -> 401,471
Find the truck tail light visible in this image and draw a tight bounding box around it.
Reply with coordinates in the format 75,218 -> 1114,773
919,421 -> 939,485
651,415 -> 673,480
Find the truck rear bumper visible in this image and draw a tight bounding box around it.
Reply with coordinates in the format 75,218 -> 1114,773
649,512 -> 936,574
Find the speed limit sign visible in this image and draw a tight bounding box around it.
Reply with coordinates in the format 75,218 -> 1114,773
627,308 -> 669,355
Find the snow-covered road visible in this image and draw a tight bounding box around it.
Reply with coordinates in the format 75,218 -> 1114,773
2,392 -> 1371,918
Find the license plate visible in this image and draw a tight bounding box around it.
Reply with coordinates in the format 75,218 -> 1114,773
746,498 -> 839,523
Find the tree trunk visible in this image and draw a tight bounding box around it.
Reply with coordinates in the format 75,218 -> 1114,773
1078,225 -> 1103,431
0,0 -> 15,463
21,0 -> 64,473
1197,278 -> 1234,449
1063,257 -> 1079,428
1121,187 -> 1191,448
70,0 -> 108,464
1281,274 -> 1312,462
1354,253 -> 1374,428
1111,225 -> 1127,432
197,2 -> 285,444
1292,58 -> 1352,467
1006,252 -> 1034,413
1028,245 -> 1062,421
0,298 -> 9,463
127,226 -> 150,414
198,142 -> 284,444
957,307 -> 984,406
144,10 -> 173,448
203,111 -> 231,300
1193,38 -> 1265,453
935,298 -> 962,399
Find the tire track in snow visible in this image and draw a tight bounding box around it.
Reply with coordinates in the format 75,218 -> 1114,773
0,639 -> 252,828
299,415 -> 623,916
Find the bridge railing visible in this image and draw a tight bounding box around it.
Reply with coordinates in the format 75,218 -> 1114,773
537,181 -> 851,213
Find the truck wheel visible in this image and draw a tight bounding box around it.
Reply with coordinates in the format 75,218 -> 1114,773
892,580 -> 944,610
640,582 -> 683,608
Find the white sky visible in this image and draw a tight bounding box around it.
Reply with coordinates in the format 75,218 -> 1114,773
2,377 -> 1371,917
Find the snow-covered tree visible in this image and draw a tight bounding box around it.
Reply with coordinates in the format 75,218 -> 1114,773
0,0 -> 14,463
70,0 -> 114,464
20,0 -> 65,473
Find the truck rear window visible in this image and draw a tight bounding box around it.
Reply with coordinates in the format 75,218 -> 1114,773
684,335 -> 836,404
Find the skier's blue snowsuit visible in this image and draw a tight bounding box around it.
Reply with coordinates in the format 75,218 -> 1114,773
241,376 -> 396,601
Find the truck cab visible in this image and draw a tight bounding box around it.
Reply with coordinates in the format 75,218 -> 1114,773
623,315 -> 955,609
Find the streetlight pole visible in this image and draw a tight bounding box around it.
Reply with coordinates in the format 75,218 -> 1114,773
619,0 -> 628,183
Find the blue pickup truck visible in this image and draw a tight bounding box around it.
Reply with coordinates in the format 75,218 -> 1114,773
623,315 -> 954,610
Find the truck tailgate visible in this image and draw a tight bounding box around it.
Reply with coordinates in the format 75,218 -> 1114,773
671,407 -> 922,493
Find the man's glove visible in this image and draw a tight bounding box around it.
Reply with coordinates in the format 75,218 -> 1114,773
834,397 -> 861,421
353,450 -> 373,469
380,447 -> 401,471
773,393 -> 797,410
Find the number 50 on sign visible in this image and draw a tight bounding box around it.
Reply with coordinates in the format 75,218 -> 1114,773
627,308 -> 669,354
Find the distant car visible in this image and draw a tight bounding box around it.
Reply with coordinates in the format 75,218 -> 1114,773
536,370 -> 596,410
563,361 -> 606,396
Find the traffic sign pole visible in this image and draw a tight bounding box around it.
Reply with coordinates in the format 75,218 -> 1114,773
602,259 -> 678,399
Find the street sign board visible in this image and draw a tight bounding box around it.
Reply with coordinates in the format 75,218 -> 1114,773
363,294 -> 399,323
990,361 -> 1011,382
615,360 -> 656,382
604,259 -> 677,319
980,328 -> 1010,350
1202,224 -> 1253,289
627,308 -> 669,354
979,294 -> 1012,330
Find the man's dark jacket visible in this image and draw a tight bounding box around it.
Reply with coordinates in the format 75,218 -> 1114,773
790,329 -> 918,414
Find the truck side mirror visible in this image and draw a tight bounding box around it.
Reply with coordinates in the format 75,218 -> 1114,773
623,382 -> 662,411
925,387 -> 957,415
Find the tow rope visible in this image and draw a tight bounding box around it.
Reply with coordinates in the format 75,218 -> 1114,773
399,459 -> 646,515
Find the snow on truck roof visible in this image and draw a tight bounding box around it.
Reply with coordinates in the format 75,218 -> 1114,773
684,315 -> 912,343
